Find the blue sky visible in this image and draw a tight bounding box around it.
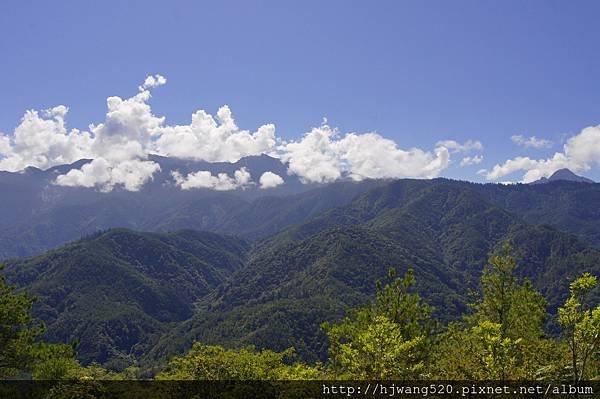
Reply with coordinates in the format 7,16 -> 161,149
2,0 -> 600,184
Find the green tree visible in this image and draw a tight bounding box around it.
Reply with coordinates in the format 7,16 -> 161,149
323,268 -> 433,379
558,273 -> 600,381
0,263 -> 45,377
434,243 -> 551,380
30,343 -> 81,380
470,320 -> 521,379
474,243 -> 546,343
0,263 -> 85,380
156,344 -> 321,380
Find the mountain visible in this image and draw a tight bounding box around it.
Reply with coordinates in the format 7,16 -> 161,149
470,180 -> 600,248
144,180 -> 600,366
3,229 -> 248,370
5,178 -> 600,369
0,156 -> 383,259
3,157 -> 600,261
531,168 -> 595,184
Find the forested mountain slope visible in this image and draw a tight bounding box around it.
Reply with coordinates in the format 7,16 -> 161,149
4,178 -> 600,369
0,172 -> 380,259
145,181 -> 600,365
4,229 -> 248,369
473,181 -> 600,248
2,157 -> 600,260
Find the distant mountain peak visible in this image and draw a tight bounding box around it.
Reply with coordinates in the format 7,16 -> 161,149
531,168 -> 594,184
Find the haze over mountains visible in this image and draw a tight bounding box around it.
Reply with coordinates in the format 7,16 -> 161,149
0,155 -> 363,259
0,156 -> 597,259
3,157 -> 600,370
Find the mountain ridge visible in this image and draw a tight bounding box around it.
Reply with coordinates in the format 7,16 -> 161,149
531,168 -> 595,184
3,157 -> 600,260
4,172 -> 600,369
4,228 -> 248,369
145,181 -> 600,365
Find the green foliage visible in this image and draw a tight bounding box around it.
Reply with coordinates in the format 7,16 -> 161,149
433,244 -> 554,380
324,312 -> 425,379
558,273 -> 600,381
473,242 -> 547,342
156,343 -> 322,380
469,320 -> 522,379
3,247 -> 593,383
0,263 -> 92,380
4,178 -> 600,378
322,268 -> 432,379
374,268 -> 434,339
30,343 -> 81,380
154,261 -> 596,383
3,229 -> 248,369
153,180 -> 600,372
475,180 -> 600,248
0,264 -> 44,377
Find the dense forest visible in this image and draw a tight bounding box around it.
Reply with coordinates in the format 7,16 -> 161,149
2,176 -> 600,397
2,243 -> 599,381
3,179 -> 600,373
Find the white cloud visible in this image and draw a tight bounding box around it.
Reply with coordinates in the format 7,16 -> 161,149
152,105 -> 277,162
52,78 -> 167,190
0,134 -> 11,155
337,133 -> 450,181
483,125 -> 600,183
0,74 -> 482,190
0,106 -> 93,172
436,139 -> 483,153
281,122 -> 456,183
259,171 -> 284,189
90,89 -> 165,163
172,167 -> 253,190
0,76 -> 167,191
55,158 -> 160,192
138,74 -> 167,91
460,155 -> 483,166
281,124 -> 343,183
511,135 -> 553,149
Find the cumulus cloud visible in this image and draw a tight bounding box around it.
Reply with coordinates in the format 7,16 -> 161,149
436,139 -> 483,168
139,74 -> 167,91
460,155 -> 483,166
53,78 -> 166,190
281,124 -> 343,183
511,135 -> 553,149
0,134 -> 11,155
56,158 -> 161,192
337,133 -> 450,181
259,171 -> 284,189
172,167 -> 253,190
482,125 -> 600,183
281,123 -> 459,183
152,105 -> 277,162
90,87 -> 166,162
0,74 -> 482,190
0,76 -> 168,191
0,106 -> 93,172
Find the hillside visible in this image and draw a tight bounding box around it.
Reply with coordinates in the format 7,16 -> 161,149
4,229 -> 248,370
4,178 -> 600,370
2,158 -> 600,261
144,181 -> 600,365
472,180 -> 600,248
0,157 -> 381,259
